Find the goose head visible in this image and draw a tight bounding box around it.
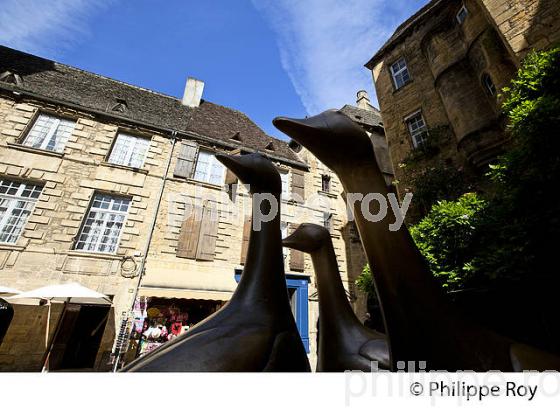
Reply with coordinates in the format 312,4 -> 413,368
282,223 -> 331,254
216,152 -> 281,195
273,110 -> 376,174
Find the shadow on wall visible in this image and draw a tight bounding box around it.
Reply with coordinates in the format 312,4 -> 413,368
0,303 -> 113,372
524,0 -> 560,54
0,303 -> 64,372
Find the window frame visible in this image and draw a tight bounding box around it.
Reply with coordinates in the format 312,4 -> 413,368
323,212 -> 333,233
107,130 -> 152,169
20,111 -> 76,154
482,73 -> 497,97
456,4 -> 469,24
192,149 -> 226,186
281,221 -> 289,262
389,57 -> 411,90
404,110 -> 429,149
73,193 -> 131,254
0,179 -> 43,244
280,170 -> 290,201
321,174 -> 331,193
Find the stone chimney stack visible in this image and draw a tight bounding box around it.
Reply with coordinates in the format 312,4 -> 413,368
356,90 -> 373,111
182,77 -> 204,107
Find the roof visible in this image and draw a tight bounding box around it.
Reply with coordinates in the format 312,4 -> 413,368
339,104 -> 393,177
0,45 -> 303,166
339,104 -> 383,130
365,0 -> 447,69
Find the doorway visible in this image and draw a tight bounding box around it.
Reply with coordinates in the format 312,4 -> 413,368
48,304 -> 110,371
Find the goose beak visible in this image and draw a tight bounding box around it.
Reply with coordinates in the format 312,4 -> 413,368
215,153 -> 251,185
282,232 -> 304,252
272,116 -> 321,149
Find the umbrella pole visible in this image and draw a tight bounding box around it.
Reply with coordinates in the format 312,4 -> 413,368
45,301 -> 51,349
41,299 -> 68,372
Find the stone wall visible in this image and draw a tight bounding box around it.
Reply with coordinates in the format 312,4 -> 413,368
0,92 -> 362,371
370,0 -> 526,200
477,0 -> 560,59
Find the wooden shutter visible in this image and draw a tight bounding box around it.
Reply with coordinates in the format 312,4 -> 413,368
196,202 -> 219,261
174,140 -> 198,178
291,169 -> 305,203
176,205 -> 203,259
240,217 -> 251,265
289,223 -> 305,272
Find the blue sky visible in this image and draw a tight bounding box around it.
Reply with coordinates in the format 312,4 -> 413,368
0,0 -> 428,140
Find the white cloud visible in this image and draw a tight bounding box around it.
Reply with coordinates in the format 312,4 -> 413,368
0,0 -> 113,56
252,0 -> 424,113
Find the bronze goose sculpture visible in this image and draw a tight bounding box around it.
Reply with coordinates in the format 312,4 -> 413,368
274,110 -> 560,371
124,153 -> 310,372
283,223 -> 389,371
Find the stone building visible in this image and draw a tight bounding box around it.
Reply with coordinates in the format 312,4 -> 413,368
365,0 -> 560,202
0,45 -> 362,371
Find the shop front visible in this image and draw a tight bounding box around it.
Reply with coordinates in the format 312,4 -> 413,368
125,290 -> 228,362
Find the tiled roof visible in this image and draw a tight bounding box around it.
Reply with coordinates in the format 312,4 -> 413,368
339,104 -> 383,129
0,45 -> 303,166
365,0 -> 447,68
339,104 -> 393,177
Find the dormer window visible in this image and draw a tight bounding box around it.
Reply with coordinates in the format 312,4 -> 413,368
230,132 -> 242,142
456,4 -> 468,24
111,98 -> 128,113
390,57 -> 411,90
0,71 -> 23,86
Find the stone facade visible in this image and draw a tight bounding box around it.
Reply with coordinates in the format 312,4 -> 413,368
366,0 -> 560,201
0,46 -> 365,371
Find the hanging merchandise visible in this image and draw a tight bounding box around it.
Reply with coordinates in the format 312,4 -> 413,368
127,297 -> 225,359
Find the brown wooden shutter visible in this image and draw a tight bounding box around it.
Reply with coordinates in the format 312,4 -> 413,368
176,205 -> 203,259
225,169 -> 238,185
174,140 -> 198,178
196,202 -> 219,261
291,169 -> 305,203
240,217 -> 251,265
289,223 -> 305,272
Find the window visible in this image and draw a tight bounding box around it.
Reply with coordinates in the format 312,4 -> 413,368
390,57 -> 411,89
406,112 -> 428,148
323,212 -> 333,233
321,175 -> 331,193
280,171 -> 290,200
281,221 -> 289,262
482,73 -> 497,96
23,113 -> 75,153
193,150 -> 225,185
75,194 -> 130,253
108,132 -> 150,168
0,180 -> 43,243
456,4 -> 468,24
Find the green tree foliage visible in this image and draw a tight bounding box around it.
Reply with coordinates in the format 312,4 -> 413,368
410,193 -> 485,290
474,46 -> 560,282
407,163 -> 468,219
356,264 -> 375,296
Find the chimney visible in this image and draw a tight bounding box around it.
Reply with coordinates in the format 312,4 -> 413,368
182,77 -> 205,107
356,90 -> 372,111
